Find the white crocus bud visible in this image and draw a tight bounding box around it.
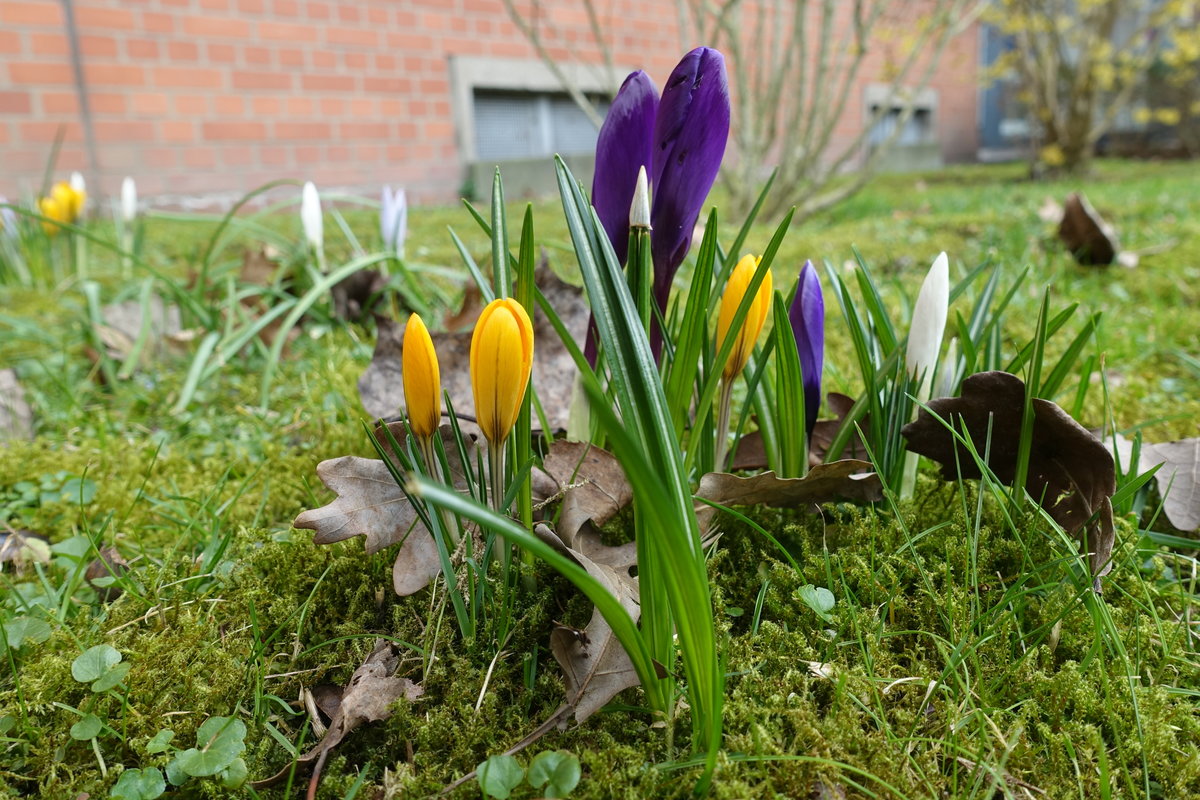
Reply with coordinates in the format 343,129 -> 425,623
301,181 -> 323,250
905,251 -> 949,402
630,165 -> 650,229
120,177 -> 138,223
70,171 -> 86,194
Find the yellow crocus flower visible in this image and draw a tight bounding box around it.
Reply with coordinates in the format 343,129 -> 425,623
402,313 -> 441,440
470,298 -> 534,446
716,254 -> 773,380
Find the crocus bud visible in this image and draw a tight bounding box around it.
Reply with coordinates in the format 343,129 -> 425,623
121,177 -> 138,223
380,186 -> 408,256
789,260 -> 824,438
470,298 -> 534,446
717,254 -> 773,380
629,165 -> 650,229
69,172 -> 87,219
301,181 -> 323,250
402,313 -> 441,440
905,251 -> 949,400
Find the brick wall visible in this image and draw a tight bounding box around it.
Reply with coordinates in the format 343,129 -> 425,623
0,0 -> 980,207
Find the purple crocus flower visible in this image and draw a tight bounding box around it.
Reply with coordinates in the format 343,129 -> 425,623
380,185 -> 407,257
591,47 -> 730,317
789,260 -> 824,438
592,71 -> 658,267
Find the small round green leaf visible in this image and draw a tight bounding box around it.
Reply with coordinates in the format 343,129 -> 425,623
72,644 -> 122,683
219,757 -> 248,789
70,713 -> 103,741
175,717 -> 247,777
91,661 -> 132,693
3,617 -> 51,649
527,750 -> 581,798
797,584 -> 836,622
146,728 -> 174,755
477,754 -> 524,799
110,767 -> 166,800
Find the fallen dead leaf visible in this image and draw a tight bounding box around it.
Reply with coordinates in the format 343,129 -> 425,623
85,545 -> 130,602
539,440 -> 632,548
902,371 -> 1116,588
810,393 -> 869,464
1109,434 -> 1200,533
1058,192 -> 1119,266
0,529 -> 50,573
252,639 -> 422,793
332,269 -> 387,322
293,423 -> 480,596
0,369 -> 33,441
695,461 -> 884,510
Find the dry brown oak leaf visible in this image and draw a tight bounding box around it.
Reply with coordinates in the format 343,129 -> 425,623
251,639 -> 422,791
901,370 -> 1116,588
697,460 -> 883,510
293,423 -> 479,596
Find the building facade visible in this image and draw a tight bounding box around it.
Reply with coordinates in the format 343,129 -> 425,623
0,0 -> 982,207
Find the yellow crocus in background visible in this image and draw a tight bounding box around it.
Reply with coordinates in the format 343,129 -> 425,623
402,313 -> 441,441
38,180 -> 86,235
470,298 -> 534,447
716,254 -> 773,380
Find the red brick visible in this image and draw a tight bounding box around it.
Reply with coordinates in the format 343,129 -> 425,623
301,74 -> 354,92
91,93 -> 128,114
8,62 -> 74,85
340,122 -> 389,139
278,48 -> 306,67
174,95 -> 208,115
213,96 -> 244,115
319,97 -> 345,115
155,67 -> 223,88
312,50 -> 335,69
0,91 -> 32,114
85,64 -> 146,87
343,52 -> 367,69
233,71 -> 292,90
336,5 -> 360,22
326,27 -> 377,47
366,6 -> 388,24
348,98 -> 373,116
275,122 -> 331,139
365,77 -> 408,94
273,0 -> 301,17
285,97 -> 313,115
208,43 -> 237,62
327,144 -> 351,162
244,46 -> 271,65
141,12 -> 174,32
0,31 -> 20,55
374,54 -> 398,71
251,96 -> 282,115
30,33 -> 68,57
184,147 -> 218,168
161,121 -> 194,142
198,0 -> 232,10
81,36 -> 119,58
260,145 -> 288,166
95,120 -> 156,143
238,0 -> 267,13
132,92 -> 169,115
144,148 -> 177,169
223,145 -> 254,166
294,145 -> 320,163
168,41 -> 200,61
306,2 -> 331,19
42,92 -> 78,114
1,2 -> 63,26
258,21 -> 315,41
126,38 -> 160,59
0,124 -> 10,145
184,16 -> 251,38
19,121 -> 83,142
203,121 -> 266,140
75,7 -> 136,29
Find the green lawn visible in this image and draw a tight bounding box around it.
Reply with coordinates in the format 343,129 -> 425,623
1,159 -> 1197,799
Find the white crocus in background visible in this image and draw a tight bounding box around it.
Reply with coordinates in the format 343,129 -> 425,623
301,181 -> 323,251
901,251 -> 950,499
120,177 -> 138,223
70,171 -> 86,197
0,196 -> 16,239
380,186 -> 407,257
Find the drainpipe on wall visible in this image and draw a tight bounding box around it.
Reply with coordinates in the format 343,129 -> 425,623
61,0 -> 102,198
